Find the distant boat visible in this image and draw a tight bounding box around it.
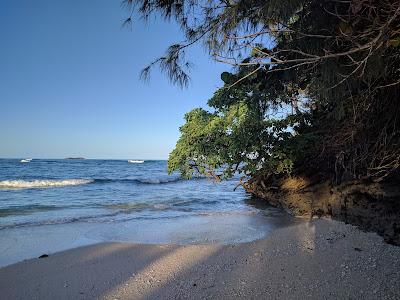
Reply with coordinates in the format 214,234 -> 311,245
20,158 -> 32,163
128,160 -> 144,164
65,157 -> 85,160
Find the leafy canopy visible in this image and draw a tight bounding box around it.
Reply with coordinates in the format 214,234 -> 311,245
168,69 -> 310,180
127,0 -> 400,183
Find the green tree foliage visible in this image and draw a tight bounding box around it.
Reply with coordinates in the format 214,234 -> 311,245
127,0 -> 400,183
168,68 -> 312,181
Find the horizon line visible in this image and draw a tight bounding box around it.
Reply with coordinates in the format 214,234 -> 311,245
0,157 -> 168,160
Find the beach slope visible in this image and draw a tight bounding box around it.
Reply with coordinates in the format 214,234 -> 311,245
1,219 -> 399,299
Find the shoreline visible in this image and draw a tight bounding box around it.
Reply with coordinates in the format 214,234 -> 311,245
1,219 -> 399,299
0,210 -> 298,268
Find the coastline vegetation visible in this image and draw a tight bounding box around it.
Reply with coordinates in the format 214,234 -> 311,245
125,0 -> 399,187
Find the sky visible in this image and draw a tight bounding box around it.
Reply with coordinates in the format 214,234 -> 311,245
0,0 -> 228,159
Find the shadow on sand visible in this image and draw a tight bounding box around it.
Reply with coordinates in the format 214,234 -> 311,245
1,220 -> 400,299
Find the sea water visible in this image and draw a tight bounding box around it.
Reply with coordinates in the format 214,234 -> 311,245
0,159 -> 296,266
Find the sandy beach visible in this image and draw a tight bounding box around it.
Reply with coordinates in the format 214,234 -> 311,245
1,219 -> 399,300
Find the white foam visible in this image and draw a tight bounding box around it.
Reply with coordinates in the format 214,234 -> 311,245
139,178 -> 180,184
0,179 -> 94,189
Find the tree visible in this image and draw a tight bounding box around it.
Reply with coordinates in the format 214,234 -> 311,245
168,65 -> 316,183
126,0 -> 400,183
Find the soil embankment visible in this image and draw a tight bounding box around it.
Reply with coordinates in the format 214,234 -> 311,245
246,177 -> 400,245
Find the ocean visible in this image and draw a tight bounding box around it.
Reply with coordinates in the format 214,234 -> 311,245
0,159 -> 295,266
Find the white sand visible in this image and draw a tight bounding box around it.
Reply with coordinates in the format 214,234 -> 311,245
1,219 -> 399,299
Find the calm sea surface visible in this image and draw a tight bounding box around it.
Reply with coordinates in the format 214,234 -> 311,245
0,159 -> 296,266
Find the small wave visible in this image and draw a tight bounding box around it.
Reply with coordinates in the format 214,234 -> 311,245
0,205 -> 61,217
0,211 -> 122,230
103,202 -> 171,211
93,177 -> 181,185
101,198 -> 219,213
136,178 -> 181,184
0,179 -> 94,189
0,210 -> 194,231
0,209 -> 260,231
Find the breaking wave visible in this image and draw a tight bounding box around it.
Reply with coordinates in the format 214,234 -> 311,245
0,179 -> 94,189
0,177 -> 183,190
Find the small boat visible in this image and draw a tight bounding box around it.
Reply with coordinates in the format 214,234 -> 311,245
128,160 -> 144,164
20,158 -> 32,163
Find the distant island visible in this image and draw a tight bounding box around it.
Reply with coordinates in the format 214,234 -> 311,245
64,157 -> 85,160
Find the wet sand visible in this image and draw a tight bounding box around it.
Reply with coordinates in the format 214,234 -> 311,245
0,211 -> 296,267
1,219 -> 399,299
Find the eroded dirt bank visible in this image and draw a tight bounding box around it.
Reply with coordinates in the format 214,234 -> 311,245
246,177 -> 400,245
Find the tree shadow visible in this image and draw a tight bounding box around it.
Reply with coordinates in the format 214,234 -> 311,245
1,220 -> 400,299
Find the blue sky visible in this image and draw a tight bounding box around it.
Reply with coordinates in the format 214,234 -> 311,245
0,0 -> 228,159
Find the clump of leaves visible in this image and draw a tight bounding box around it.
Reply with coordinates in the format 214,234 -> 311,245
168,70 -> 310,181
